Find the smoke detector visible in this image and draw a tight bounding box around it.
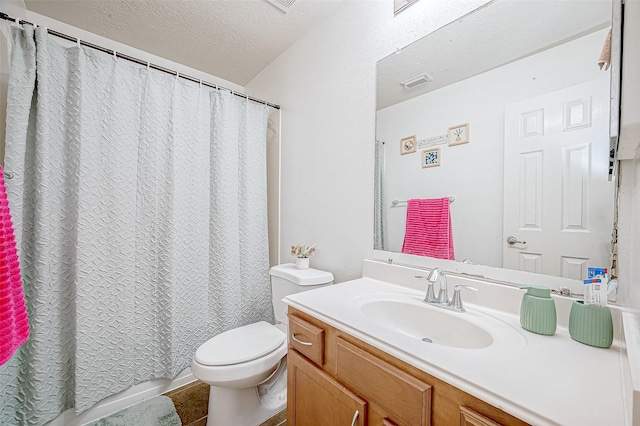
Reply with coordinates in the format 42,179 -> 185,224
266,0 -> 297,13
400,73 -> 433,89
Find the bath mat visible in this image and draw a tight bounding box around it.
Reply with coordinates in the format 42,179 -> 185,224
87,396 -> 182,426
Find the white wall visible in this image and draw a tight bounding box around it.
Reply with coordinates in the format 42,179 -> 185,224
629,159 -> 640,316
618,160 -> 634,307
376,30 -> 608,267
267,109 -> 281,266
618,0 -> 640,318
618,0 -> 640,159
246,0 -> 492,282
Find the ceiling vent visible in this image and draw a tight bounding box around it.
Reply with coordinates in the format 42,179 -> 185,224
400,73 -> 433,89
266,0 -> 297,13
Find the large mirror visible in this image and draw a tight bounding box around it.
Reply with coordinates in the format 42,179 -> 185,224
374,0 -> 617,285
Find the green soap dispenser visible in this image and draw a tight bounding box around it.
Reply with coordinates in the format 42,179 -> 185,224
519,285 -> 557,335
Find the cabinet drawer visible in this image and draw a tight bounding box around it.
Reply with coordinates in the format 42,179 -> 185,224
288,314 -> 325,366
460,406 -> 502,426
336,337 -> 432,426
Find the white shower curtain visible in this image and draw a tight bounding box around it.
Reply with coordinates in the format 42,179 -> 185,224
0,24 -> 273,425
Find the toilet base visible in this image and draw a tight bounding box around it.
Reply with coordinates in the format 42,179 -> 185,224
206,385 -> 285,426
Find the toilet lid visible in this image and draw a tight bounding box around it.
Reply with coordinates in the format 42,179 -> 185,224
195,321 -> 286,366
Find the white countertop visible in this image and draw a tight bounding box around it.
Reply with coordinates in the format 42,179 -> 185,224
283,266 -> 628,426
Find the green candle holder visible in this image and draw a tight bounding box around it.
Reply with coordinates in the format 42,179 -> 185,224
568,301 -> 613,349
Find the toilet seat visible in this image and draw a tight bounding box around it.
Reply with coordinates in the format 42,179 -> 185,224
195,321 -> 286,366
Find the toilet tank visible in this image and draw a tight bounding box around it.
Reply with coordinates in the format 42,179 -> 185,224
270,263 -> 334,325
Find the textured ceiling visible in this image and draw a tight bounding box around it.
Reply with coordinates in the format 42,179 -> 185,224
23,0 -> 345,86
377,0 -> 612,109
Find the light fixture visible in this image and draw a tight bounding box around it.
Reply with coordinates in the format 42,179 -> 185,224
400,73 -> 433,89
265,0 -> 297,13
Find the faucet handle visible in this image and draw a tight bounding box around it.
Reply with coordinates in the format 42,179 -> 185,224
455,285 -> 479,291
450,285 -> 479,312
416,276 -> 438,303
424,282 -> 437,303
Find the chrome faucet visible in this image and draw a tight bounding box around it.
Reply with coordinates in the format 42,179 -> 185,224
415,268 -> 478,312
415,267 -> 449,305
431,267 -> 450,305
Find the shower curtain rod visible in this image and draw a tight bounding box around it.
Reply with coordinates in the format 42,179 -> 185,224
0,12 -> 281,110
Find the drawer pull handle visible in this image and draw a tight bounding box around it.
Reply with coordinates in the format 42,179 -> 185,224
291,333 -> 313,346
350,410 -> 359,426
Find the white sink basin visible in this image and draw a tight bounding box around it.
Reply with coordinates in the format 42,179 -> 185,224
351,291 -> 525,350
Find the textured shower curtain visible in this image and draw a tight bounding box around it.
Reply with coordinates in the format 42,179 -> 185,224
0,24 -> 273,425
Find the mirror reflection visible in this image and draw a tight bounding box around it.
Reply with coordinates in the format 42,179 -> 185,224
375,0 -> 615,280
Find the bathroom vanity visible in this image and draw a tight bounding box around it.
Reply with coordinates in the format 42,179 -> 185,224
287,308 -> 526,426
284,260 -> 629,425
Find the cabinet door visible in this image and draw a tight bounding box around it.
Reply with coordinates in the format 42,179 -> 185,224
288,349 -> 367,426
335,338 -> 431,426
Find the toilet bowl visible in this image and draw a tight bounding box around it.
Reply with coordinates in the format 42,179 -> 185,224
192,263 -> 333,426
191,322 -> 288,425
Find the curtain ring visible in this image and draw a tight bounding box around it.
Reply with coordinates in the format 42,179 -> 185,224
77,38 -> 81,47
175,72 -> 179,80
112,50 -> 117,60
14,17 -> 20,25
199,79 -> 202,88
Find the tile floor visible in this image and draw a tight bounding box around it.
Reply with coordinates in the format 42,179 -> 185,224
164,380 -> 286,426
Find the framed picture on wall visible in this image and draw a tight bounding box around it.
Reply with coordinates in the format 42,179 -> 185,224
422,148 -> 441,168
448,123 -> 470,146
400,135 -> 417,155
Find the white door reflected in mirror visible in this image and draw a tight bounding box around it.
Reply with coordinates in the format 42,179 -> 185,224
503,78 -> 614,279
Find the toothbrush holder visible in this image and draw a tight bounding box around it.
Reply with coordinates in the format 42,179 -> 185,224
568,301 -> 613,349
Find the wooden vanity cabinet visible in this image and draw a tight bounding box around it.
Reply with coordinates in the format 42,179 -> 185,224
287,308 -> 530,426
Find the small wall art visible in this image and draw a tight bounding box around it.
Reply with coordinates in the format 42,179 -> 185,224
448,123 -> 470,146
400,135 -> 417,155
422,147 -> 441,168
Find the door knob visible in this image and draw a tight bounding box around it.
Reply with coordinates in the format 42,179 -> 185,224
506,236 -> 526,245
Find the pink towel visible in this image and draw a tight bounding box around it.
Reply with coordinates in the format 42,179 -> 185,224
401,198 -> 454,260
0,165 -> 29,366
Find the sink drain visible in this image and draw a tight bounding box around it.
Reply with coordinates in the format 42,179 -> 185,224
421,337 -> 433,343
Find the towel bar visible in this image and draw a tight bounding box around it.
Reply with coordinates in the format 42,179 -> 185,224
391,197 -> 455,206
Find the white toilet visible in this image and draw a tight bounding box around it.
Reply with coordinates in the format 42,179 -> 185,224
191,263 -> 334,426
